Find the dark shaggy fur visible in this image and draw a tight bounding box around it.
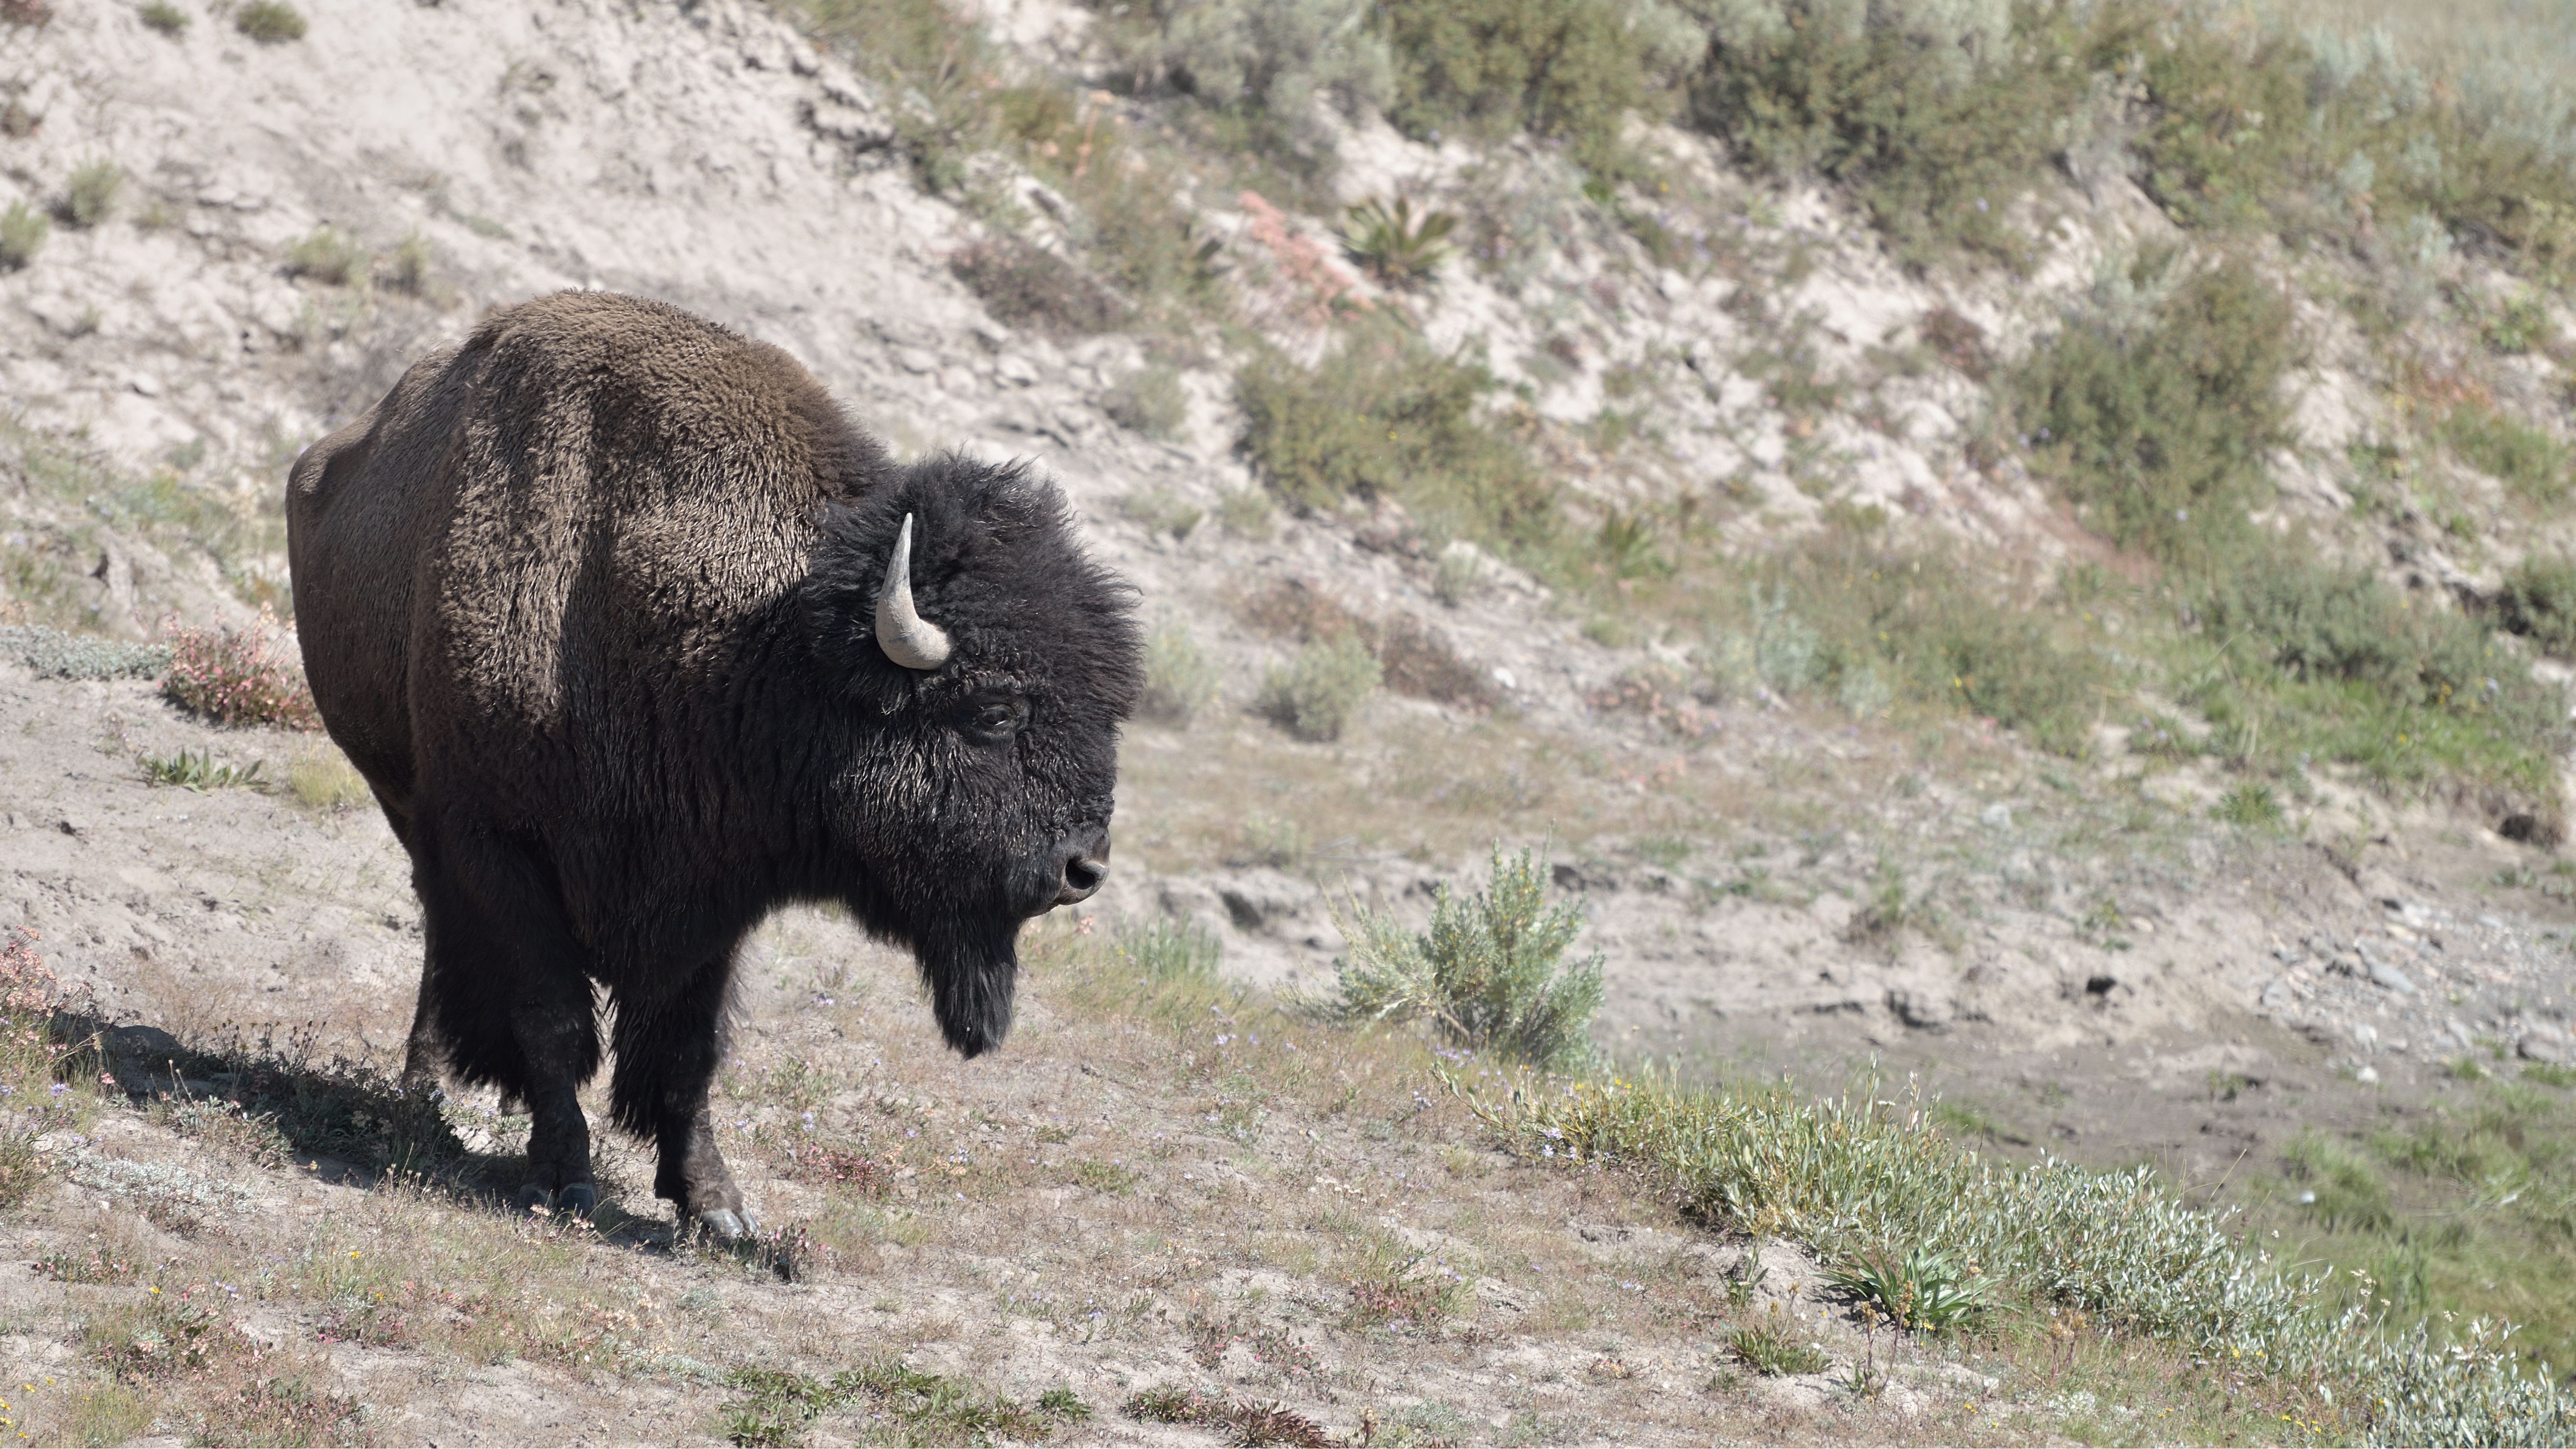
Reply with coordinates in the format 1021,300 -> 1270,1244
286,291 -> 1141,1227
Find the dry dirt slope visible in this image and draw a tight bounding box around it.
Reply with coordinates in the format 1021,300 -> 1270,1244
0,664 -> 2125,1448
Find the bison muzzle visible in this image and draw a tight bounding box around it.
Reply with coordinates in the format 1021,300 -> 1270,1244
287,292 -> 1141,1236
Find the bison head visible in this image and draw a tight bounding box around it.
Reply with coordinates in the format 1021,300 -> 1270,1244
804,454 -> 1141,1057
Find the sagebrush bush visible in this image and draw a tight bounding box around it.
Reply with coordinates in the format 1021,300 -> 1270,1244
1258,636 -> 1378,741
60,158 -> 121,229
1235,319 -> 1555,554
138,0 -> 187,34
161,612 -> 320,730
0,199 -> 46,271
1690,0 -> 2084,268
2497,556 -> 2576,656
1380,0 -> 1689,178
1094,0 -> 1391,176
1103,365 -> 1187,438
1138,623 -> 1218,725
1327,846 -> 1603,1074
233,0 -> 302,42
0,624 -> 170,680
283,227 -> 365,286
2014,255 -> 2295,571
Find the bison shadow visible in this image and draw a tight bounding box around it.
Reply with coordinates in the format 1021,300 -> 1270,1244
69,1013 -> 800,1273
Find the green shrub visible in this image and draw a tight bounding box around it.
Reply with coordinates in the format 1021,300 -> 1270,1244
233,0 -> 302,42
138,0 -> 186,33
283,227 -> 365,285
2193,559 -> 2565,795
2014,255 -> 2295,571
286,744 -> 370,811
2443,407 -> 2570,505
1235,318 -> 1555,554
1258,636 -> 1378,742
1694,536 -> 2110,755
0,199 -> 46,270
1476,1075 -> 2575,1443
1689,0 -> 2091,269
1379,0 -> 1684,178
1103,364 -> 1187,438
2497,557 -> 2576,656
1137,623 -> 1218,725
2484,298 -> 2555,355
2109,11 -> 2576,286
60,158 -> 121,228
1091,0 -> 1391,178
1326,846 -> 1604,1073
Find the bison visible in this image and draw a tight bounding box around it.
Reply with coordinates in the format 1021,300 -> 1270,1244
287,292 -> 1141,1236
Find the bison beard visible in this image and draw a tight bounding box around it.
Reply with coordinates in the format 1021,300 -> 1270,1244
287,292 -> 1140,1236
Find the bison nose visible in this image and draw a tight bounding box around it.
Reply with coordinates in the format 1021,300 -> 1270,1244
1054,829 -> 1110,905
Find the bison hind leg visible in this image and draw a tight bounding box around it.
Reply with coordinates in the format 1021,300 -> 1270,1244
608,955 -> 756,1239
413,819 -> 605,1218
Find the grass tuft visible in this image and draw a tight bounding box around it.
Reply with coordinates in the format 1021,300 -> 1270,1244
0,199 -> 47,270
1730,1318 -> 1829,1376
283,226 -> 365,286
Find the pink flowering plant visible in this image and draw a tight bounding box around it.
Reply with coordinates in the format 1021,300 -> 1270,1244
161,607 -> 320,730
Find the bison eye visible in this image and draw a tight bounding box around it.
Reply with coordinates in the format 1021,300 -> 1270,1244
964,695 -> 1028,743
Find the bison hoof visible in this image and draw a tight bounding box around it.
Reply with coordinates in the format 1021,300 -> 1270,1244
517,1182 -> 598,1219
693,1206 -> 759,1241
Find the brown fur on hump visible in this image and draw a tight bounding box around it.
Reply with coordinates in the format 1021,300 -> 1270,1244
289,291 -> 891,835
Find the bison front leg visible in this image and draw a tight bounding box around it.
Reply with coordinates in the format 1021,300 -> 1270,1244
609,957 -> 756,1239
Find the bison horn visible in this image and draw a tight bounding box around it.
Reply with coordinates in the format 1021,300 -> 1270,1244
874,513 -> 953,671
